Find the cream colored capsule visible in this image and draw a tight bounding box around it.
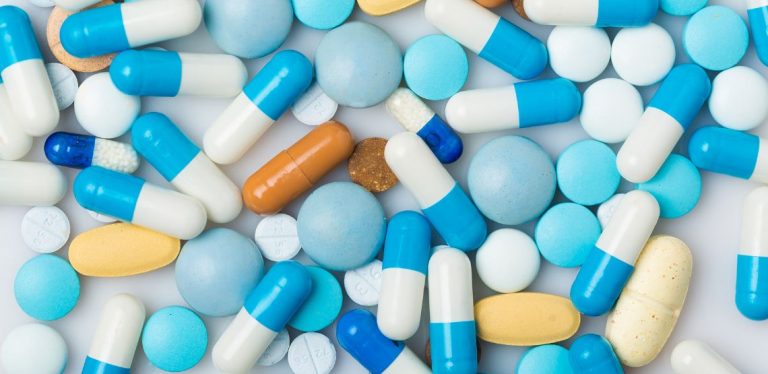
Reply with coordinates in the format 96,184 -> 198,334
606,235 -> 692,367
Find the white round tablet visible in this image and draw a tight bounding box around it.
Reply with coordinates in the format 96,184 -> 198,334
547,26 -> 611,83
21,206 -> 70,254
611,23 -> 676,87
597,193 -> 625,229
254,213 -> 301,261
75,72 -> 141,139
45,63 -> 78,111
709,66 -> 768,131
475,229 -> 540,293
580,78 -> 644,144
1,323 -> 68,374
287,332 -> 336,374
291,83 -> 339,126
343,259 -> 383,306
257,329 -> 290,366
86,209 -> 118,223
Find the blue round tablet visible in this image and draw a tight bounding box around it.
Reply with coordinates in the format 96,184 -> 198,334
288,266 -> 343,332
535,203 -> 601,268
557,139 -> 620,206
142,306 -> 207,372
661,0 -> 707,16
404,34 -> 468,101
292,0 -> 354,30
204,0 -> 294,59
683,6 -> 749,71
14,254 -> 79,321
517,345 -> 574,374
638,154 -> 702,219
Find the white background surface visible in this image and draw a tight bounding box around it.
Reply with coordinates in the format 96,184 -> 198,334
0,0 -> 765,373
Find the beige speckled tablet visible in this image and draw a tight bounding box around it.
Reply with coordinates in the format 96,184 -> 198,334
606,235 -> 693,367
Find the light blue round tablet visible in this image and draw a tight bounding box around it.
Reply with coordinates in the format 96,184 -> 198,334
175,228 -> 264,317
638,154 -> 702,219
683,6 -> 749,71
288,266 -> 343,332
14,254 -> 79,321
204,0 -> 293,59
557,139 -> 620,206
298,182 -> 386,271
517,345 -> 574,374
468,136 -> 556,225
404,34 -> 468,101
315,22 -> 403,108
535,203 -> 601,268
141,306 -> 207,372
292,0 -> 354,30
661,0 -> 707,16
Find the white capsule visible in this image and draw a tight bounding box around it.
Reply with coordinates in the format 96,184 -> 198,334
0,161 -> 67,206
671,340 -> 741,374
83,294 -> 146,373
0,83 -> 33,161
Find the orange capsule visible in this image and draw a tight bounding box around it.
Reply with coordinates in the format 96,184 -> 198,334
243,121 -> 355,215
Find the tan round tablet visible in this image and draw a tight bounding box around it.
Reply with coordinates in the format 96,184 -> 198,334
348,137 -> 398,193
46,0 -> 116,73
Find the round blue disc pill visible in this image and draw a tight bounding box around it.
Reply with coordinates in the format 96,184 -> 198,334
204,0 -> 294,59
638,154 -> 702,219
292,0 -> 354,30
517,345 -> 574,374
288,266 -> 343,332
557,139 -> 620,206
404,34 -> 468,101
141,306 -> 208,372
661,0 -> 707,16
14,254 -> 79,321
535,203 -> 602,268
683,6 -> 749,71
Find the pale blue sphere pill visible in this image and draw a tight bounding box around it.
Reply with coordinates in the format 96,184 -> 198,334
14,254 -> 79,321
557,139 -> 620,206
292,0 -> 354,30
288,266 -> 343,332
683,6 -> 749,71
535,203 -> 601,268
175,228 -> 264,317
204,0 -> 293,59
141,306 -> 207,372
638,154 -> 702,219
468,136 -> 556,225
661,0 -> 707,16
517,345 -> 574,374
315,22 -> 403,108
404,34 -> 468,101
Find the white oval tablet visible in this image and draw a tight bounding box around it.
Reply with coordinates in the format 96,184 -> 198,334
254,213 -> 301,261
476,228 -> 540,293
611,23 -> 676,87
21,206 -> 70,254
671,339 -> 740,374
709,66 -> 768,131
1,323 -> 68,374
46,63 -> 78,111
597,193 -> 625,229
287,332 -> 336,374
257,329 -> 290,367
75,72 -> 140,139
86,209 -> 118,223
343,259 -> 383,306
581,78 -> 644,144
291,83 -> 339,126
547,26 -> 611,83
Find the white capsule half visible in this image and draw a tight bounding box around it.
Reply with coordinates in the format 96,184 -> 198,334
83,294 -> 145,373
671,340 -> 741,374
596,190 -> 660,265
378,268 -> 425,340
213,308 -> 277,374
204,93 -> 274,164
3,60 -> 60,137
0,83 -> 33,160
617,108 -> 684,183
0,161 -> 67,206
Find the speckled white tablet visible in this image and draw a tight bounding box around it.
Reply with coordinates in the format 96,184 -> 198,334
257,329 -> 290,366
291,83 -> 338,126
86,209 -> 117,223
1,323 -> 68,374
74,73 -> 140,139
21,206 -> 70,254
611,24 -> 676,87
45,63 -> 78,111
287,332 -> 336,374
476,229 -> 540,293
547,26 -> 611,83
581,79 -> 644,144
597,194 -> 625,229
343,259 -> 383,306
709,66 -> 768,131
254,213 -> 301,261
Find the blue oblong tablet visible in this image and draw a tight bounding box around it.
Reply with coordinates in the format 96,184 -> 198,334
683,6 -> 749,71
404,34 -> 468,101
291,0 -> 354,30
638,154 -> 702,219
557,139 -> 620,206
535,203 -> 602,268
287,266 -> 343,332
14,255 -> 80,321
141,306 -> 208,372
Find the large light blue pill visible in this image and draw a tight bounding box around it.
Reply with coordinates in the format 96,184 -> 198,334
661,0 -> 707,16
292,0 -> 354,30
404,34 -> 468,101
535,203 -> 602,268
517,345 -> 574,374
288,266 -> 343,332
638,154 -> 702,218
204,0 -> 293,59
557,139 -> 620,206
14,254 -> 79,321
141,306 -> 207,372
683,6 -> 749,71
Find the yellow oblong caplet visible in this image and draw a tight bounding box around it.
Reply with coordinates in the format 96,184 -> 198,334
357,0 -> 422,16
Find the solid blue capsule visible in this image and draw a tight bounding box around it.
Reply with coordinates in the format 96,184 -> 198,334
44,132 -> 139,173
689,126 -> 768,184
569,334 -> 623,374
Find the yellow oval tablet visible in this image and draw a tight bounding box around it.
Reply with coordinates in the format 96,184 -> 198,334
474,292 -> 580,346
69,223 -> 180,277
357,0 -> 421,16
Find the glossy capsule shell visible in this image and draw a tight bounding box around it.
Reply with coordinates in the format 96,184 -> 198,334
445,78 -> 582,134
242,121 -> 354,215
0,161 -> 67,206
689,126 -> 768,184
671,340 -> 740,374
522,0 -> 658,27
617,64 -> 711,183
424,0 -> 548,80
377,211 -> 431,341
204,50 -> 314,165
73,166 -> 207,239
571,190 -> 659,316
83,294 -> 145,374
131,113 -> 242,223
338,309 -> 431,374
0,79 -> 32,160
212,261 -> 312,373
45,132 -> 140,174
736,186 -> 768,320
54,0 -> 101,11
385,132 -> 487,251
569,334 -> 623,374
749,0 -> 768,67
110,50 -> 247,98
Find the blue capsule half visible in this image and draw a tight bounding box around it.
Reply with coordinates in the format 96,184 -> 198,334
242,50 -> 314,121
110,50 -> 183,97
382,211 -> 431,275
570,247 -> 634,317
736,254 -> 768,321
648,64 -> 712,131
337,309 -> 406,373
0,6 -> 42,71
689,126 -> 761,181
569,334 -> 623,374
243,260 -> 313,332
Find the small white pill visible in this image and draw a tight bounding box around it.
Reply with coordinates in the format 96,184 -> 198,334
45,63 -> 78,111
597,193 -> 625,229
254,213 -> 301,261
75,72 -> 141,139
21,206 -> 70,254
291,83 -> 338,126
671,339 -> 741,374
86,209 -> 117,223
344,259 -> 383,306
27,0 -> 55,7
257,329 -> 290,367
287,332 -> 336,374
547,26 -> 611,83
476,229 -> 540,293
1,323 -> 68,374
580,79 -> 644,144
611,23 -> 676,87
709,66 -> 768,131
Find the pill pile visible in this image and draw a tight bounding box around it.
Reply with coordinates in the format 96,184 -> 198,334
0,0 -> 765,372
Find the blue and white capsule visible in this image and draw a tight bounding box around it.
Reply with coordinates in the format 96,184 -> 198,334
522,0 -> 658,27
110,50 -> 247,98
83,294 -> 145,374
385,132 -> 487,251
212,261 -> 312,373
338,309 -> 431,374
377,211 -> 431,341
131,113 -> 242,223
203,50 -> 314,164
0,6 -> 59,137
44,132 -> 139,173
445,78 -> 582,134
73,166 -> 207,239
689,126 -> 768,185
0,77 -> 32,160
571,190 -> 659,316
385,88 -> 463,164
424,0 -> 547,80
617,64 -> 711,183
569,334 -> 623,374
736,186 -> 768,321
749,0 -> 768,67
60,0 -> 202,58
